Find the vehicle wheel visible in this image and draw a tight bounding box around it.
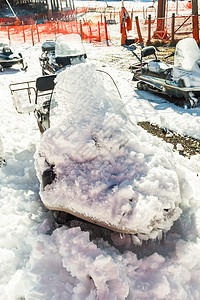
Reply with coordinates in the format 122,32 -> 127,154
142,83 -> 147,91
184,98 -> 193,109
178,78 -> 185,88
137,82 -> 143,90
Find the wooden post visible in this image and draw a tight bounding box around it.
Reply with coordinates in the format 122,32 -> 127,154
171,13 -> 175,43
104,17 -> 109,46
53,23 -> 56,39
192,0 -> 198,15
7,26 -> 11,44
147,14 -> 151,43
70,19 -> 73,32
31,25 -> 34,46
98,21 -> 101,42
192,15 -> 199,44
22,21 -> 26,43
79,20 -> 82,39
192,0 -> 199,43
131,9 -> 133,21
176,0 -> 179,15
36,24 -> 40,43
156,0 -> 166,32
89,22 -> 92,43
57,20 -> 59,34
135,16 -> 143,44
143,6 -> 145,19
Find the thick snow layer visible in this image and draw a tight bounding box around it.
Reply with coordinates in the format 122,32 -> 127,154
1,17 -> 200,300
34,62 -> 182,238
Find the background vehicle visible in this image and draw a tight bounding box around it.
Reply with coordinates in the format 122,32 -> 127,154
0,42 -> 27,71
39,34 -> 87,75
132,37 -> 200,108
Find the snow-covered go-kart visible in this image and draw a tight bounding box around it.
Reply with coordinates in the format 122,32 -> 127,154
0,43 -> 27,71
39,34 -> 87,75
132,37 -> 200,108
9,59 -> 182,240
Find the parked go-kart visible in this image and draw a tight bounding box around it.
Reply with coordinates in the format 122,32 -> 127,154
39,33 -> 87,75
0,43 -> 27,71
9,39 -> 182,240
132,37 -> 200,108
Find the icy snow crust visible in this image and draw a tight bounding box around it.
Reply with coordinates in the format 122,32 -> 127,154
35,62 -> 182,238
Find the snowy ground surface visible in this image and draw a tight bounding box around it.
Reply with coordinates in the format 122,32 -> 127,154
1,16 -> 200,300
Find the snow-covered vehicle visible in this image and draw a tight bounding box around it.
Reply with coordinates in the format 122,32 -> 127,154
39,34 -> 87,75
0,42 -> 27,71
9,60 -> 182,240
132,37 -> 200,108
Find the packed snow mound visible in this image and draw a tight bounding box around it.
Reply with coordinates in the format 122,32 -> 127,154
25,225 -> 200,300
35,62 -> 182,239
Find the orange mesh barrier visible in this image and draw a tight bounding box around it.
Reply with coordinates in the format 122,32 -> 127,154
0,20 -> 109,45
81,22 -> 107,42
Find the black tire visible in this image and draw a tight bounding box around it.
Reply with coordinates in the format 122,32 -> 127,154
137,82 -> 143,90
183,98 -> 193,109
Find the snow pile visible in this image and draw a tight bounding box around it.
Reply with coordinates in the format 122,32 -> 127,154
35,62 -> 182,239
24,224 -> 200,300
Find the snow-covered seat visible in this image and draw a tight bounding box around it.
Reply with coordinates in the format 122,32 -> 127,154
142,60 -> 172,78
41,40 -> 55,53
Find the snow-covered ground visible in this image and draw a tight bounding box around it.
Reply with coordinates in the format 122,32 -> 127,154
1,19 -> 200,299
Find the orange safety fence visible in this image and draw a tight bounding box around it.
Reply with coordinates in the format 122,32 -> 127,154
0,20 -> 110,45
82,21 -> 108,42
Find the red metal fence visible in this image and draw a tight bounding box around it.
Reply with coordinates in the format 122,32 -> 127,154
132,14 -> 199,44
